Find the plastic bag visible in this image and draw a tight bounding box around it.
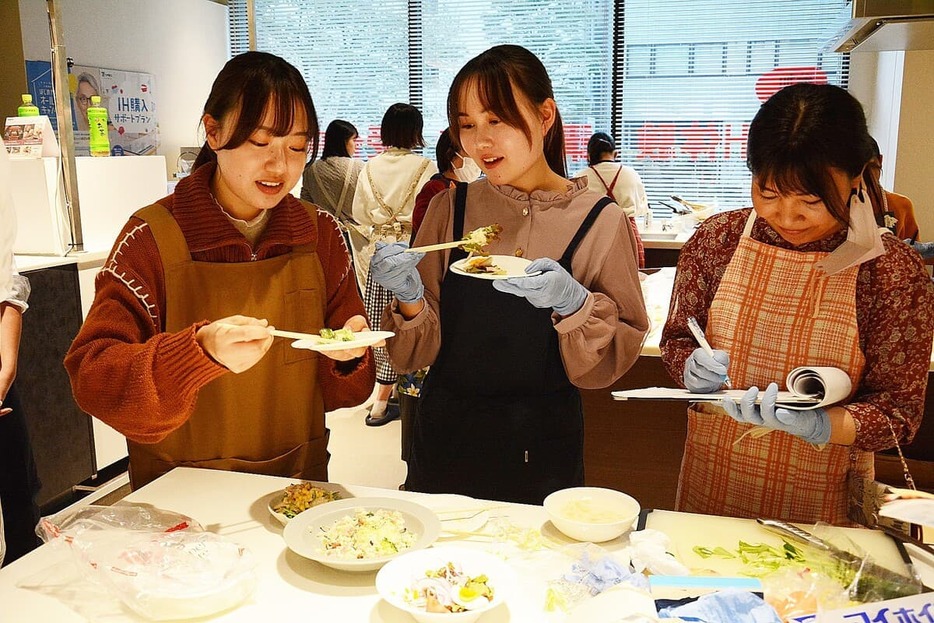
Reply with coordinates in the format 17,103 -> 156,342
545,542 -> 653,615
37,503 -> 257,621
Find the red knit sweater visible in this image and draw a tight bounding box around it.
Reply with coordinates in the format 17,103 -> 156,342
64,163 -> 374,444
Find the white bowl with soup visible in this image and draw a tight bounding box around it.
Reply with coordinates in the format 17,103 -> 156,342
543,487 -> 640,543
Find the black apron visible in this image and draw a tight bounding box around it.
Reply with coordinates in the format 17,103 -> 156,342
404,183 -> 611,504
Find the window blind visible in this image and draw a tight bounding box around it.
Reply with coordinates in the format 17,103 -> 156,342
618,0 -> 851,216
229,0 -> 850,214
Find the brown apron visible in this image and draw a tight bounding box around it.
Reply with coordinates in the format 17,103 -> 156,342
676,211 -> 874,524
126,204 -> 328,489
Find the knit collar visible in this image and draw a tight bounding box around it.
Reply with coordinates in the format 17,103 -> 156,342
170,162 -> 316,253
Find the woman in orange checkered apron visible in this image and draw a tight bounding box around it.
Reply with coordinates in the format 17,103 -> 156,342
660,83 -> 934,525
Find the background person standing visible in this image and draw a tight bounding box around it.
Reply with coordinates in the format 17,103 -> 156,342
352,103 -> 437,426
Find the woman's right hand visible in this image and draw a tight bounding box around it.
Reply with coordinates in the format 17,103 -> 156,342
369,242 -> 425,303
683,347 -> 730,393
196,315 -> 275,373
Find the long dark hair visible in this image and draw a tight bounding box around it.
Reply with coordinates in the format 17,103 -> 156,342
447,44 -> 566,177
587,132 -> 616,166
194,51 -> 319,170
746,82 -> 881,226
321,119 -> 358,159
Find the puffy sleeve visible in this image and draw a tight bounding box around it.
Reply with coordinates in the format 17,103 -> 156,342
380,189 -> 451,373
555,206 -> 649,389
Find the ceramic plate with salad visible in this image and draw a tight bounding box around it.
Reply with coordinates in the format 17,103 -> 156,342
282,497 -> 440,572
376,545 -> 515,622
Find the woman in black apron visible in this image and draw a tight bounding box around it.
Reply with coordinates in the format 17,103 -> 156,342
405,185 -> 612,503
369,46 -> 647,504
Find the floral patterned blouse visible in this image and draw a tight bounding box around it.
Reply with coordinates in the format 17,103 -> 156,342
660,208 -> 934,452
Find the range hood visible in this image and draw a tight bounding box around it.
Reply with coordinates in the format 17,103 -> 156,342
829,0 -> 934,52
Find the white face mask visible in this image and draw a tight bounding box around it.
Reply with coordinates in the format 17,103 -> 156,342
453,155 -> 482,183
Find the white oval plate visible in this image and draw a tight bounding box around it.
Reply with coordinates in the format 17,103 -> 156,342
282,497 -> 440,572
376,545 -> 516,622
290,330 -> 395,352
450,255 -> 541,280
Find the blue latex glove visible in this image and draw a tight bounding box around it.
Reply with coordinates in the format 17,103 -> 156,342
368,241 -> 424,303
683,347 -> 730,393
491,258 -> 588,316
658,588 -> 781,622
720,382 -> 831,445
910,240 -> 934,260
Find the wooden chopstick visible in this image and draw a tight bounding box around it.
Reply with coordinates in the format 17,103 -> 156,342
268,328 -> 322,341
405,240 -> 465,253
217,323 -> 321,342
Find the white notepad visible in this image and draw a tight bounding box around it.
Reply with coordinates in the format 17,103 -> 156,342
612,366 -> 852,411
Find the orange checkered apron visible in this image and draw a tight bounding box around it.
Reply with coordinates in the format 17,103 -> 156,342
676,212 -> 874,524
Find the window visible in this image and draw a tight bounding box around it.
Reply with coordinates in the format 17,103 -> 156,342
229,0 -> 850,213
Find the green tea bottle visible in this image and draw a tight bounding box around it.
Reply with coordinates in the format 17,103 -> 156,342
18,94 -> 39,117
88,95 -> 110,157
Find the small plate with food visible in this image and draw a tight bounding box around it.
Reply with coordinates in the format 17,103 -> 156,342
267,482 -> 342,525
450,255 -> 541,280
376,545 -> 516,622
290,329 -> 395,352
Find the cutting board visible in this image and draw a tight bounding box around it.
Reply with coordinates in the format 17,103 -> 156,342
641,509 -> 911,577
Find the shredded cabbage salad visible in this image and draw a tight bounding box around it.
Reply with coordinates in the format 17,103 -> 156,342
317,508 -> 417,559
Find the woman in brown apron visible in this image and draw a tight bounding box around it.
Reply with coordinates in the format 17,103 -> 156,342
65,52 -> 375,490
660,83 -> 934,525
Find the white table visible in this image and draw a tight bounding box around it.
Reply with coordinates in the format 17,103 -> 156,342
0,467 -> 620,622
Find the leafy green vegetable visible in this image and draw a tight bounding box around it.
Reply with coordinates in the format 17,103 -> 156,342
318,328 -> 355,342
691,539 -> 920,602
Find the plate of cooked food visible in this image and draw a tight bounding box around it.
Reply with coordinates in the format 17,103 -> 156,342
267,482 -> 342,525
290,328 -> 395,353
450,255 -> 541,280
282,497 -> 441,572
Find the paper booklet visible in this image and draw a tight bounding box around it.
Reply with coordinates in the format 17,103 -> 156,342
612,366 -> 852,411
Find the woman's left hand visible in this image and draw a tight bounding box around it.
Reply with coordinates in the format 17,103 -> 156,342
720,383 -> 831,444
318,314 -> 374,362
492,258 -> 588,316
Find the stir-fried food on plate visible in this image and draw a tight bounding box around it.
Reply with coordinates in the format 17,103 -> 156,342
271,482 -> 340,518
461,255 -> 506,275
459,224 -> 502,255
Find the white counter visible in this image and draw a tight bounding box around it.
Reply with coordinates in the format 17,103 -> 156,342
0,468 -> 597,622
0,467 -> 930,622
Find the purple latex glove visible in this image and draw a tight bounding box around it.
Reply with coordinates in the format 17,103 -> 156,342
720,382 -> 831,444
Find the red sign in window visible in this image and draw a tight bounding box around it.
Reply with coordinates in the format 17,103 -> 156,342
755,66 -> 828,102
563,123 -> 593,163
